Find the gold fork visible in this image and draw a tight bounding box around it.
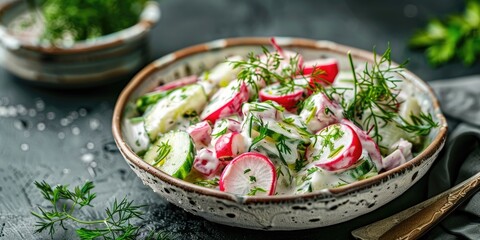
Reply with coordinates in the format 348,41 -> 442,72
351,170 -> 480,240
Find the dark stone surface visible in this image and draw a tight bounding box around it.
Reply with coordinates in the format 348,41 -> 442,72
0,0 -> 479,239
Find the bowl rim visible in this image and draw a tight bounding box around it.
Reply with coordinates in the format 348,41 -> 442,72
0,0 -> 160,54
112,37 -> 448,204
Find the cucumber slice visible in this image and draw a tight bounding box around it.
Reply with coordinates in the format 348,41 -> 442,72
251,118 -> 311,144
136,90 -> 172,114
143,131 -> 195,179
123,118 -> 150,154
144,84 -> 207,140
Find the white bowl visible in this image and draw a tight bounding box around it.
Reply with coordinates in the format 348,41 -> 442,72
112,37 -> 447,230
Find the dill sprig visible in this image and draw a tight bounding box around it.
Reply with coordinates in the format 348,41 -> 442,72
396,112 -> 439,136
342,45 -> 407,143
31,181 -> 171,240
229,46 -> 302,99
153,140 -> 172,167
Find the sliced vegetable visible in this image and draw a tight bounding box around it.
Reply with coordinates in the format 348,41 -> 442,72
153,75 -> 198,92
220,152 -> 277,196
301,58 -> 339,85
259,83 -> 305,110
144,84 -> 207,140
193,148 -> 221,177
143,131 -> 195,179
307,123 -> 362,171
382,149 -> 406,171
200,80 -> 249,123
214,132 -> 246,160
299,92 -> 343,133
186,121 -> 212,149
199,55 -> 243,87
123,118 -> 149,154
341,119 -> 383,171
135,89 -> 172,114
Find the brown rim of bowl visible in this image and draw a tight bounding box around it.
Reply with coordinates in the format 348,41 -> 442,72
0,1 -> 159,55
112,37 -> 448,204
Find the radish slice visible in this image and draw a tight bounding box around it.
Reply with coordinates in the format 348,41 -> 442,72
259,83 -> 305,110
193,148 -> 221,177
215,132 -> 246,159
201,80 -> 249,123
301,58 -> 339,85
390,138 -> 413,161
154,75 -> 198,92
382,149 -> 406,171
220,152 -> 277,196
299,92 -> 343,133
341,119 -> 383,171
307,123 -> 362,171
186,121 -> 212,149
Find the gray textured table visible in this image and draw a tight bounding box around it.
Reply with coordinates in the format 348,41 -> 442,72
1,0 -> 479,239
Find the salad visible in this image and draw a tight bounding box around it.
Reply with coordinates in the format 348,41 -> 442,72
125,38 -> 438,196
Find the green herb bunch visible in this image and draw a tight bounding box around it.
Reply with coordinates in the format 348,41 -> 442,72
31,180 -> 171,240
29,0 -> 147,42
410,0 -> 480,66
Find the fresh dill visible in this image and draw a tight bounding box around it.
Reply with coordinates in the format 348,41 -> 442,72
31,181 -> 171,239
247,186 -> 267,196
248,120 -> 269,151
396,112 -> 439,136
153,140 -> 172,167
194,178 -> 220,188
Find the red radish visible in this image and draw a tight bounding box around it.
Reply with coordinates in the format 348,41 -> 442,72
341,119 -> 383,171
201,81 -> 249,123
215,132 -> 246,160
382,149 -> 406,171
220,152 -> 277,196
307,123 -> 362,171
193,148 -> 221,177
259,83 -> 305,110
153,75 -> 198,92
301,58 -> 338,85
299,92 -> 343,133
186,121 -> 212,148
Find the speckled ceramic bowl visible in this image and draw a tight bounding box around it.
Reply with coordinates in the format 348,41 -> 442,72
112,37 -> 447,230
0,1 -> 159,87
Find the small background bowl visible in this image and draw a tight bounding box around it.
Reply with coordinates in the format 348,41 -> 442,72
0,0 -> 160,87
112,37 -> 447,230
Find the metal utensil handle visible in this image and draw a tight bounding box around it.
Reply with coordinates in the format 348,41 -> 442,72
352,171 -> 480,240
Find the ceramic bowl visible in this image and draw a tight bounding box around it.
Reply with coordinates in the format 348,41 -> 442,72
0,1 -> 160,87
112,37 -> 448,230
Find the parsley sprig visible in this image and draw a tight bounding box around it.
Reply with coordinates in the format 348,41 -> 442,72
410,0 -> 480,66
31,181 -> 171,240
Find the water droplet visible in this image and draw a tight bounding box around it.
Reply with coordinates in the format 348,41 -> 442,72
35,99 -> 45,111
70,111 -> 79,120
8,106 -> 17,117
87,167 -> 96,178
13,119 -> 28,130
20,143 -> 29,151
62,168 -> 71,175
58,132 -> 65,139
17,105 -> 27,115
89,118 -> 100,130
78,108 -> 88,117
46,112 -> 55,120
86,142 -> 95,149
90,162 -> 97,168
37,122 -> 46,131
28,109 -> 36,117
72,127 -> 80,135
103,142 -> 119,153
81,153 -> 95,163
0,106 -> 7,117
60,118 -> 69,126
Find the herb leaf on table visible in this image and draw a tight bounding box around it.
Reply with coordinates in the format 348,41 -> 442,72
31,180 -> 172,240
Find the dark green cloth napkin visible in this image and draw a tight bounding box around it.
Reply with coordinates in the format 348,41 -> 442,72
426,78 -> 480,239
